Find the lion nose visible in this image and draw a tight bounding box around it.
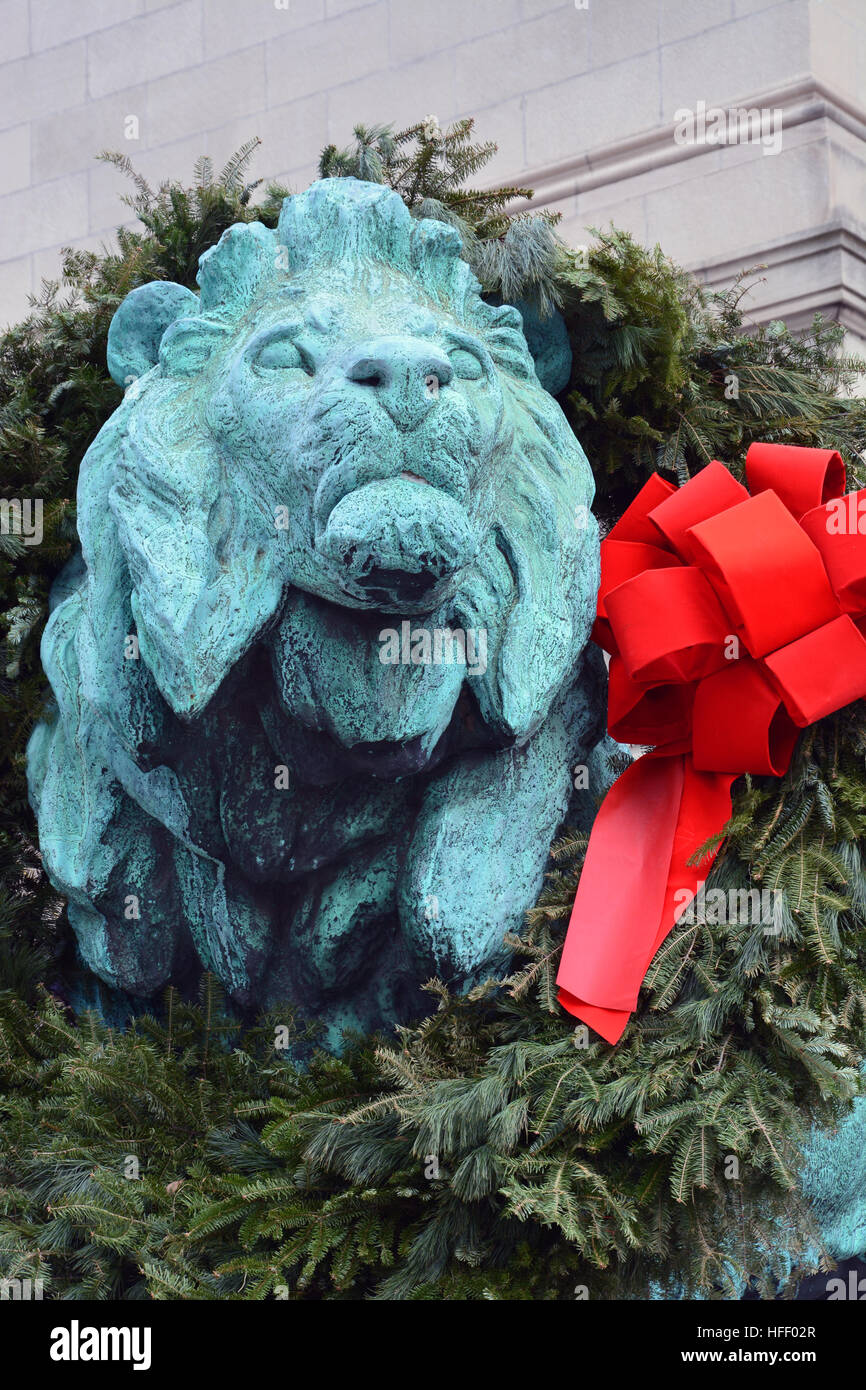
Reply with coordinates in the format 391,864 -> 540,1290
344,337 -> 453,430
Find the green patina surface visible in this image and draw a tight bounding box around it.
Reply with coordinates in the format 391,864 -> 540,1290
26,178 -> 602,1040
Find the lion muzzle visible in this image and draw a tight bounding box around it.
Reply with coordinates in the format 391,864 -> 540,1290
316,476 -> 477,609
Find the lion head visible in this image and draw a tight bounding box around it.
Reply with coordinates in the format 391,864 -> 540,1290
104,177 -> 597,742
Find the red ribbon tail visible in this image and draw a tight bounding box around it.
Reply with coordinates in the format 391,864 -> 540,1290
557,991 -> 632,1046
556,754 -> 736,1044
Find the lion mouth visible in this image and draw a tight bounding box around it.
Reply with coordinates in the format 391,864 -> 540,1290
314,450 -> 468,540
315,476 -> 478,613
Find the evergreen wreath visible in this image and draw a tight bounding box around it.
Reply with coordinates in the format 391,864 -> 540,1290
1,122 -> 866,1300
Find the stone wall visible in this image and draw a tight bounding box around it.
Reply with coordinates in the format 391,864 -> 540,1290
0,0 -> 864,349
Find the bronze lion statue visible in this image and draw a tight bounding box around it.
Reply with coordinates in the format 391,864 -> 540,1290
28,177 -> 603,1042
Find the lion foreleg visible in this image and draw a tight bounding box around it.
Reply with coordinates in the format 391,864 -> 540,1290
396,660 -> 604,983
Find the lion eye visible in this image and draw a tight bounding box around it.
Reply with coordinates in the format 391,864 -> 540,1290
254,338 -> 310,373
448,348 -> 484,380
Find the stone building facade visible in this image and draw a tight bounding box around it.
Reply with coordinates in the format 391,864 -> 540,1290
0,0 -> 864,353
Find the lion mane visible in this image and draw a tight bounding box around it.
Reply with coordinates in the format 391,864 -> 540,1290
28,178 -> 602,1039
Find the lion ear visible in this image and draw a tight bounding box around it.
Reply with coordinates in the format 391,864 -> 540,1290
510,299 -> 572,396
107,282 -> 200,388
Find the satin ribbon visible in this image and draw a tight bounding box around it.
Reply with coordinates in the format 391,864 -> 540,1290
558,443 -> 866,1044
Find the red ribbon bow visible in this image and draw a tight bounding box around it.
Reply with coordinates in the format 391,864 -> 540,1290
558,442 -> 866,1044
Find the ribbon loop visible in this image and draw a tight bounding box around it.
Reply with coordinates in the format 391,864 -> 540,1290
746,441 -> 845,519
686,489 -> 840,657
607,656 -> 693,745
692,660 -> 798,776
764,614 -> 866,726
799,490 -> 866,615
593,540 -> 677,655
606,472 -> 678,545
606,566 -> 730,685
648,459 -> 750,561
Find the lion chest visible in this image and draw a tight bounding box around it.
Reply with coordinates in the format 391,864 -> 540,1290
267,588 -> 468,757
